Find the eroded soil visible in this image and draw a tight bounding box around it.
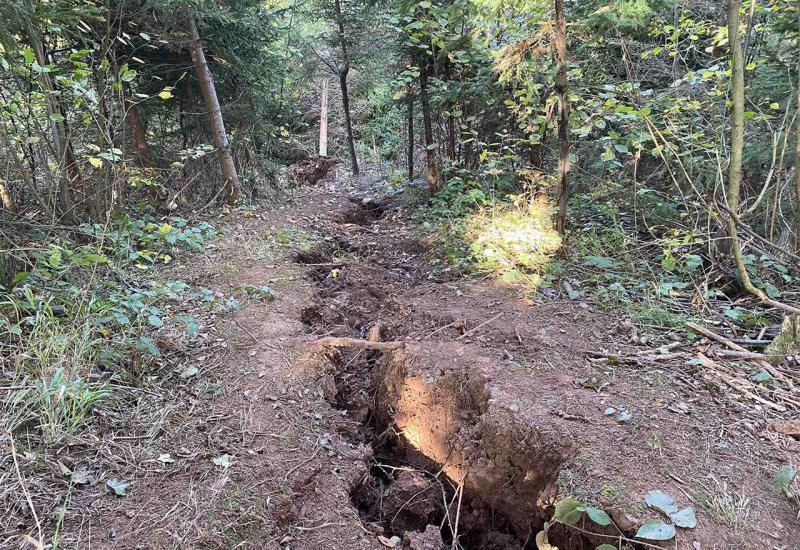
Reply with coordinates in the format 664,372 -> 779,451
57,174 -> 799,549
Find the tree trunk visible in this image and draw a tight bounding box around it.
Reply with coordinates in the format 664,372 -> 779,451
553,0 -> 570,234
407,90 -> 414,180
319,78 -> 329,157
723,0 -> 799,314
125,88 -> 150,158
188,14 -> 241,205
26,0 -> 78,222
419,64 -> 439,192
339,72 -> 359,174
333,0 -> 359,175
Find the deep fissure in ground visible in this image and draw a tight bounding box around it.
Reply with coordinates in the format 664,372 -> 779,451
292,200 -> 604,549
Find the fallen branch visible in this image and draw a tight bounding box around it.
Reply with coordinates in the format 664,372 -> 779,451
313,336 -> 405,351
687,322 -> 791,388
456,312 -> 503,341
695,353 -> 786,412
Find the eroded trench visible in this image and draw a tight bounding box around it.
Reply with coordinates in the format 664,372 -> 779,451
294,200 -> 600,550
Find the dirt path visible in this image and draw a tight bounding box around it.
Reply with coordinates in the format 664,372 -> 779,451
60,173 -> 798,549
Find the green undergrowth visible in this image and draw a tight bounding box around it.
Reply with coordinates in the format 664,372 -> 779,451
414,169 -> 563,289
0,209 -> 218,447
416,173 -> 796,336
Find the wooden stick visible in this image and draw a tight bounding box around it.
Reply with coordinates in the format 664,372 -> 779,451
313,337 -> 405,351
456,312 -> 503,341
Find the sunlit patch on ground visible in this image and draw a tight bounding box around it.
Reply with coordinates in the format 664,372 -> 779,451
466,198 -> 561,288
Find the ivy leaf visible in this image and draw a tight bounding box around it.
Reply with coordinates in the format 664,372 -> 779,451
644,490 -> 679,515
635,520 -> 676,541
669,507 -> 697,528
106,479 -> 130,496
554,497 -> 583,525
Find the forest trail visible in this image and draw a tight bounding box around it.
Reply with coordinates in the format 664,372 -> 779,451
59,171 -> 798,549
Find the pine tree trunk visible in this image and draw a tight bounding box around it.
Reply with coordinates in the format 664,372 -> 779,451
553,0 -> 570,234
319,78 -> 329,157
188,14 -> 241,205
407,91 -> 414,180
419,64 -> 439,192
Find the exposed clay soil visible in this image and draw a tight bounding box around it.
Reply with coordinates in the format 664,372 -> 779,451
54,173 -> 799,549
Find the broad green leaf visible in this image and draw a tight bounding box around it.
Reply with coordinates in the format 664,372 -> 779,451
596,546 -> 616,550
635,520 -> 676,541
177,315 -> 200,338
580,506 -> 611,526
644,490 -> 678,515
554,497 -> 583,525
669,507 -> 697,528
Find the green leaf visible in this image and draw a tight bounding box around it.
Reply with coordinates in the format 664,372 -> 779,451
751,371 -> 774,384
138,336 -> 161,357
106,479 -> 130,496
597,546 -> 617,550
147,314 -> 163,328
635,520 -> 676,541
775,465 -> 797,496
669,507 -> 697,528
583,256 -> 616,269
177,315 -> 200,338
554,497 -> 583,525
644,490 -> 678,515
580,506 -> 611,526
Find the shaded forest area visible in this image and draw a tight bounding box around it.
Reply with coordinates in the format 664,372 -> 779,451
1,0 -> 799,548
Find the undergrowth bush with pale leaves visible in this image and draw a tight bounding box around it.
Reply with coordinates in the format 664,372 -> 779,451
466,198 -> 562,288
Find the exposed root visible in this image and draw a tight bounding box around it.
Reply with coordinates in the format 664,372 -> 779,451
313,336 -> 405,351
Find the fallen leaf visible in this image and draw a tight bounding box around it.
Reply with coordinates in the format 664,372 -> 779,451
212,454 -> 233,469
106,479 -> 130,496
635,520 -> 676,541
180,366 -> 199,379
670,507 -> 697,528
157,453 -> 175,464
71,469 -> 90,485
377,535 -> 401,548
645,490 -> 679,515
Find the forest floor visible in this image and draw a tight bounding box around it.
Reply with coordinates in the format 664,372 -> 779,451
52,169 -> 799,550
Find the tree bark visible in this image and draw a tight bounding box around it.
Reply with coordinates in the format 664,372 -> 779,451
419,64 -> 439,192
407,90 -> 414,180
319,78 -> 329,157
188,14 -> 241,205
124,88 -> 150,158
333,0 -> 359,175
723,0 -> 800,314
553,0 -> 570,234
